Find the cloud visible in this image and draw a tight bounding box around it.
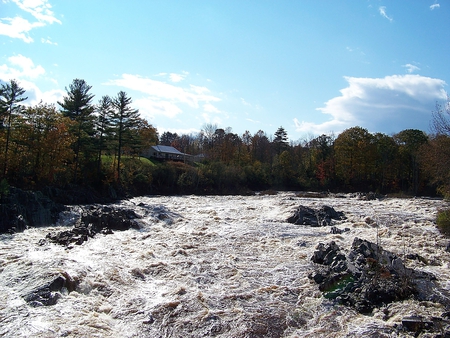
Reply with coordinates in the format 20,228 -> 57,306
105,73 -> 222,120
402,63 -> 420,74
0,54 -> 45,79
430,3 -> 440,10
41,37 -> 57,45
294,74 -> 447,136
379,6 -> 393,22
169,71 -> 189,83
0,0 -> 61,43
0,54 -> 64,105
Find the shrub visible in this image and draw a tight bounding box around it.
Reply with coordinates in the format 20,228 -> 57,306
436,208 -> 450,236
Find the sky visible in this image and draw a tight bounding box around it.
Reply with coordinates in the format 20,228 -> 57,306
1,0 -> 449,141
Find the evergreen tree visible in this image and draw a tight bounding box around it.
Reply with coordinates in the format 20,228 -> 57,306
0,79 -> 27,177
94,95 -> 114,175
112,91 -> 140,182
273,126 -> 289,155
58,79 -> 95,182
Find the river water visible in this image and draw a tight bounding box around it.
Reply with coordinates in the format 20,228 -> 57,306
0,192 -> 449,337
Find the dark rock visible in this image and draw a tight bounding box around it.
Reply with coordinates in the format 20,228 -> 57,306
287,205 -> 345,226
309,237 -> 442,315
330,226 -> 350,234
23,272 -> 78,307
0,187 -> 65,234
401,316 -> 434,333
44,205 -> 141,247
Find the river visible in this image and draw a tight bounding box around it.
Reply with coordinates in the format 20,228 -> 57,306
0,192 -> 449,337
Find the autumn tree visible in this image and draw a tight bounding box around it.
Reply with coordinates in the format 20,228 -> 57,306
394,129 -> 428,194
424,97 -> 450,196
0,79 -> 27,177
334,127 -> 376,190
58,79 -> 95,182
21,103 -> 75,186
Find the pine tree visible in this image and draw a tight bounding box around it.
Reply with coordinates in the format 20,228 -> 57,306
273,126 -> 289,155
0,79 -> 27,177
58,79 -> 95,182
111,91 -> 140,182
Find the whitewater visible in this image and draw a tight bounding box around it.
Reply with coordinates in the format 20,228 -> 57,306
0,192 -> 449,337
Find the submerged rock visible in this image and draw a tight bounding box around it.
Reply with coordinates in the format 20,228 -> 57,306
287,205 -> 345,226
309,237 -> 447,314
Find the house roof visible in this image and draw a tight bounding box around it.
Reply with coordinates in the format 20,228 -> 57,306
151,145 -> 185,155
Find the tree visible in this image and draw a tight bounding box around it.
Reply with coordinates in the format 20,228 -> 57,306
111,91 -> 140,183
21,103 -> 75,186
0,79 -> 27,177
431,96 -> 450,135
272,126 -> 289,155
394,129 -> 428,194
159,131 -> 179,146
94,95 -> 114,175
334,127 -> 376,190
58,79 -> 95,182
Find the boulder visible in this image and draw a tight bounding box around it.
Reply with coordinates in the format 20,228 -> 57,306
22,271 -> 78,307
287,205 -> 345,226
309,237 -> 444,314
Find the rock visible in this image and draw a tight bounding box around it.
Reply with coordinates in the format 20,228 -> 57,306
330,226 -> 350,234
309,237 -> 441,314
44,205 -> 141,247
287,205 -> 345,226
23,272 -> 78,307
401,316 -> 434,333
0,187 -> 65,234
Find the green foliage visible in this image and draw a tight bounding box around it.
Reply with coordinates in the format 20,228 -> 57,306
437,209 -> 450,236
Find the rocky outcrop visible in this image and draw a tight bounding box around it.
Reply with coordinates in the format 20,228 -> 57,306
43,205 -> 141,247
0,187 -> 65,234
309,238 -> 449,314
287,205 -> 345,226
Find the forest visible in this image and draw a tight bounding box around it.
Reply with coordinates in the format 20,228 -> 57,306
1,78 -> 450,200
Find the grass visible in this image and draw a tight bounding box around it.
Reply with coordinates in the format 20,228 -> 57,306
436,208 -> 450,236
101,155 -> 156,167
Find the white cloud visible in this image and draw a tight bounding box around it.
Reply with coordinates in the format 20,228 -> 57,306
169,71 -> 189,83
379,6 -> 393,22
294,74 -> 447,136
203,103 -> 220,113
105,73 -> 222,119
0,16 -> 43,42
402,63 -> 420,74
0,54 -> 45,79
12,0 -> 61,24
0,54 -> 63,105
0,0 -> 60,42
41,37 -> 57,45
430,3 -> 440,10
134,97 -> 182,119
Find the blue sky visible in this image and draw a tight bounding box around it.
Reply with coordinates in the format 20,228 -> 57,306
1,0 -> 449,141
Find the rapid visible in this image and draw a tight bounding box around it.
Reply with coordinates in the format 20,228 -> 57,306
0,192 -> 449,337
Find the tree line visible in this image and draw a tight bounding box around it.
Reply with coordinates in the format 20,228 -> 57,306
1,78 -> 449,198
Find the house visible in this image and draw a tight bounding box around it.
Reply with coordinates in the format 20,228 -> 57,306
146,145 -> 190,161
